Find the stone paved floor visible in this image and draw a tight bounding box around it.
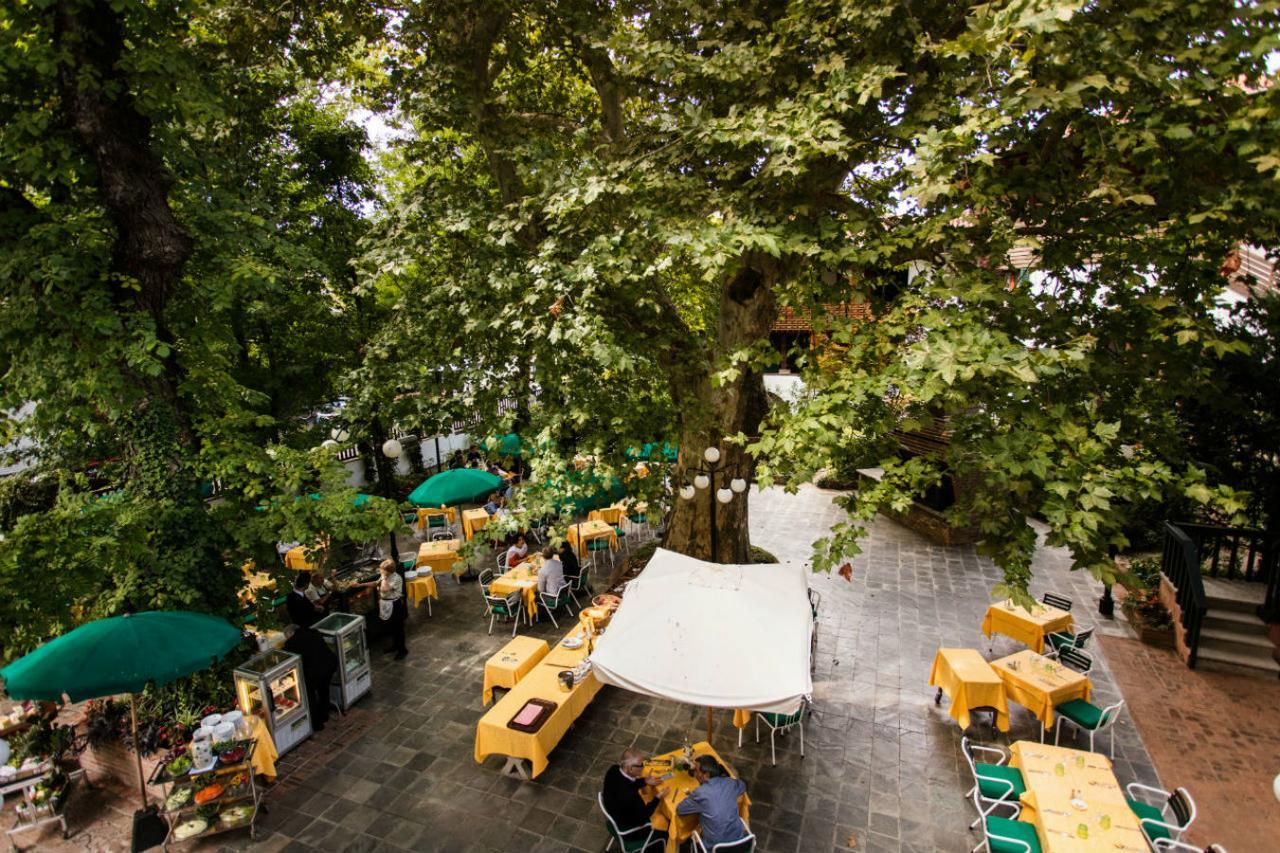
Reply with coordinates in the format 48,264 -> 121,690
1096,632 -> 1280,853
8,484 -> 1163,852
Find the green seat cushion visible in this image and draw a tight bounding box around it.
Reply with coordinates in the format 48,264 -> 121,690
587,539 -> 611,550
629,513 -> 647,523
1047,633 -> 1074,652
985,816 -> 1041,853
976,763 -> 1026,800
761,709 -> 803,727
489,601 -> 513,615
1056,698 -> 1104,729
1126,798 -> 1171,841
427,515 -> 448,527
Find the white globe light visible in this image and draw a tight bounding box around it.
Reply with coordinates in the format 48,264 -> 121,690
679,485 -> 696,501
730,477 -> 747,493
321,439 -> 338,450
1274,771 -> 1280,802
382,438 -> 403,458
703,446 -> 721,464
716,488 -> 733,504
330,427 -> 349,443
693,474 -> 710,490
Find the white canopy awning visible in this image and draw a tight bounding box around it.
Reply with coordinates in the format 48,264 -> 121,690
589,548 -> 813,715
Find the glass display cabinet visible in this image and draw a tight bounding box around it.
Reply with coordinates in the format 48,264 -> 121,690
313,612 -> 372,710
233,649 -> 312,756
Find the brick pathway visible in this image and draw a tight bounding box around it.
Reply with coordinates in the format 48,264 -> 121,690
1097,633 -> 1280,852
5,484 -> 1164,853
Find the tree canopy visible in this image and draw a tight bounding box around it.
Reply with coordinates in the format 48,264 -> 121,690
2,0 -> 1278,656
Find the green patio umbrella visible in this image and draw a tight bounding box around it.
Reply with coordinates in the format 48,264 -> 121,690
0,611 -> 243,807
407,468 -> 502,507
305,491 -> 375,507
484,432 -> 523,456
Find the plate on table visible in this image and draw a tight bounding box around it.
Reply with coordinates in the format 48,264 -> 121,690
1070,798 -> 1088,810
561,637 -> 584,649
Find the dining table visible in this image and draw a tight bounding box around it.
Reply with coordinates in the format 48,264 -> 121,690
991,650 -> 1092,730
482,636 -> 549,705
415,538 -> 463,576
928,648 -> 1010,731
461,507 -> 491,541
488,557 -> 543,620
982,599 -> 1074,654
565,519 -> 618,557
642,741 -> 751,852
1008,740 -> 1149,852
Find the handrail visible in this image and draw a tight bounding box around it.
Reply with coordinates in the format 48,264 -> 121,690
1172,521 -> 1270,581
1162,522 -> 1208,668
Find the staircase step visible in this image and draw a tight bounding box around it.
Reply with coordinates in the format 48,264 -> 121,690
1203,606 -> 1268,627
1204,595 -> 1260,614
1199,626 -> 1275,650
1195,639 -> 1280,675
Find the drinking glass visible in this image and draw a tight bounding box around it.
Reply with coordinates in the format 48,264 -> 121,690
1054,762 -> 1065,777
1076,823 -> 1089,840
1099,814 -> 1112,831
1075,754 -> 1086,769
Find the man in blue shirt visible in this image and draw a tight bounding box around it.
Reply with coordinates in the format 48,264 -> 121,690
676,755 -> 748,848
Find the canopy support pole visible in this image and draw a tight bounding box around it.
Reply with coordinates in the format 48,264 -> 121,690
706,706 -> 713,743
130,695 -> 147,809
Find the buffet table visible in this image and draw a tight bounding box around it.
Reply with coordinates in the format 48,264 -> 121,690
482,636 -> 550,705
473,625 -> 602,778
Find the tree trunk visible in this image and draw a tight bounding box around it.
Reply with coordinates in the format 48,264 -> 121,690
662,258 -> 778,563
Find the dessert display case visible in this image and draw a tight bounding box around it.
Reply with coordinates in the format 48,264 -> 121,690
233,649 -> 312,756
313,612 -> 372,710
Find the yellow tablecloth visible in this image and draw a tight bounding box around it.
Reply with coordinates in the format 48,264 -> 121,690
566,520 -> 618,556
1009,741 -> 1148,852
283,546 -> 320,571
415,506 -> 457,533
416,538 -> 463,575
239,571 -> 277,607
981,599 -> 1073,653
249,715 -> 278,781
643,742 -> 751,852
462,508 -> 491,541
474,625 -> 603,778
489,559 -> 542,619
405,574 -> 439,609
992,650 -> 1092,728
483,636 -> 550,705
589,506 -> 625,525
928,648 -> 1010,731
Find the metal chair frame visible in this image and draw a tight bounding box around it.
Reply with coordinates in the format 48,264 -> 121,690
1056,647 -> 1094,675
598,793 -> 664,852
755,701 -> 806,765
691,826 -> 756,852
961,737 -> 1022,830
1054,699 -> 1125,759
538,580 -> 577,628
484,590 -> 524,637
1126,782 -> 1196,849
1041,592 -> 1073,611
1045,625 -> 1094,658
970,817 -> 1036,853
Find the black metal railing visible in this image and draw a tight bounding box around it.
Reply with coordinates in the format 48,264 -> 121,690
1173,521 -> 1279,623
1161,522 -> 1208,668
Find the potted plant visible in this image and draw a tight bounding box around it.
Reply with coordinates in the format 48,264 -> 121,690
1118,556 -> 1175,648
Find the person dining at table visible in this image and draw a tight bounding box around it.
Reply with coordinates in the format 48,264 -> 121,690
537,546 -> 564,595
305,570 -> 335,613
505,534 -> 529,568
559,540 -> 586,591
602,748 -> 664,836
483,492 -> 503,516
676,755 -> 748,849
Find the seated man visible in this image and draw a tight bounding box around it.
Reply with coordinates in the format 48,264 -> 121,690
305,570 -> 334,613
482,492 -> 502,516
602,748 -> 663,835
676,755 -> 748,849
536,546 -> 565,597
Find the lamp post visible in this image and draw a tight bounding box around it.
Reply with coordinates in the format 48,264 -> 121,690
381,437 -> 403,569
678,445 -> 747,564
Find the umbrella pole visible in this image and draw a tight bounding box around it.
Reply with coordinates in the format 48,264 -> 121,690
130,695 -> 148,810
706,706 -> 713,743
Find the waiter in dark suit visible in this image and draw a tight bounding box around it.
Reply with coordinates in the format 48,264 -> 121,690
601,748 -> 664,839
283,624 -> 338,731
286,571 -> 322,628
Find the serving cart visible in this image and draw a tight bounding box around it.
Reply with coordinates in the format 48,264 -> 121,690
233,649 -> 312,756
2,759 -> 74,850
313,612 -> 372,711
148,739 -> 261,847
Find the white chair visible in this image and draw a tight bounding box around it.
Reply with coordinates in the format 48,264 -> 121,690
1152,842 -> 1223,853
961,737 -> 1024,830
415,568 -> 434,616
1053,698 -> 1124,758
971,815 -> 1040,853
484,590 -> 524,637
754,701 -> 805,765
692,826 -> 755,852
1126,782 -> 1196,850
599,793 -> 663,852
538,580 -> 577,628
